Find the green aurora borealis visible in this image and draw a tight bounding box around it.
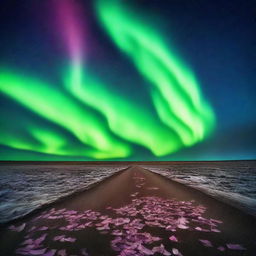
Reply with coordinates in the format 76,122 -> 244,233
0,0 -> 216,160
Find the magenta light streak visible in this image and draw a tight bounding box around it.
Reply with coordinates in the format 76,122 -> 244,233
54,0 -> 85,66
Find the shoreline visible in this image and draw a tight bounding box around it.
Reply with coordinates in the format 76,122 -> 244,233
0,167 -> 129,228
2,164 -> 256,228
0,160 -> 255,166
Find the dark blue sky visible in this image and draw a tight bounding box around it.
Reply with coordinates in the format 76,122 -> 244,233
0,0 -> 255,160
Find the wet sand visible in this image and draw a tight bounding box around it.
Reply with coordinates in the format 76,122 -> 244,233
0,166 -> 255,256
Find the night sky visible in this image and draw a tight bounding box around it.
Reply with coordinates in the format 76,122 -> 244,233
0,0 -> 255,161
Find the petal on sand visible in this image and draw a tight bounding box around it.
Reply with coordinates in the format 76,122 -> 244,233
199,239 -> 213,247
80,248 -> 89,256
211,228 -> 221,233
43,249 -> 56,256
137,244 -> 154,255
58,236 -> 76,243
22,239 -> 33,245
9,223 -> 26,232
226,244 -> 246,250
172,248 -> 182,255
152,244 -> 171,255
169,235 -> 178,242
38,226 -> 48,231
64,237 -> 76,243
210,218 -> 223,224
177,224 -> 189,229
57,249 -> 67,256
217,246 -> 226,251
53,235 -> 65,241
35,234 -> 47,246
27,248 -> 47,255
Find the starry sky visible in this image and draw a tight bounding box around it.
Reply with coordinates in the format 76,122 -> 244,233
0,0 -> 255,161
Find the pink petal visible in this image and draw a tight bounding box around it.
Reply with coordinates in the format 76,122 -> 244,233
211,228 -> 221,233
137,244 -> 153,255
217,246 -> 226,251
57,249 -> 67,256
199,239 -> 213,247
35,233 -> 47,245
65,210 -> 77,214
64,237 -> 76,243
9,223 -> 26,232
169,235 -> 178,242
27,248 -> 47,255
38,226 -> 48,231
226,244 -> 246,250
210,218 -> 223,224
28,226 -> 36,232
80,248 -> 89,256
53,235 -> 65,241
42,249 -> 56,256
112,230 -> 123,236
152,244 -> 171,255
16,248 -> 29,255
177,224 -> 189,229
22,239 -> 33,245
172,248 -> 181,255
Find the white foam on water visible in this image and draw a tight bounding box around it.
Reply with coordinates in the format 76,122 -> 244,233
0,165 -> 127,223
146,162 -> 256,217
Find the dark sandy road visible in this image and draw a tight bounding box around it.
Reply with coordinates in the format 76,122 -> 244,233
0,166 -> 255,256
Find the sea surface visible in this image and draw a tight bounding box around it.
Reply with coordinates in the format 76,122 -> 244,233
145,161 -> 256,217
0,161 -> 255,224
0,165 -> 127,224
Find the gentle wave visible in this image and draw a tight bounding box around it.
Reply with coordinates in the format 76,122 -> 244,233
146,161 -> 256,216
0,165 -> 127,224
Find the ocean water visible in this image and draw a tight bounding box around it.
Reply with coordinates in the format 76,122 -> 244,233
0,161 -> 255,224
145,161 -> 256,217
0,165 -> 127,224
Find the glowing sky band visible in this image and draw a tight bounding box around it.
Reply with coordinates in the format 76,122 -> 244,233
59,0 -> 184,156
95,0 -> 215,146
0,0 -> 215,159
0,71 -> 131,159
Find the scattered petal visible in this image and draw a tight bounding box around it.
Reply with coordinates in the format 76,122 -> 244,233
172,248 -> 182,255
137,244 -> 153,255
57,249 -> 67,256
226,244 -> 246,250
169,235 -> 178,242
28,248 -> 47,255
199,239 -> 213,247
43,249 -> 56,256
217,246 -> 226,251
80,248 -> 89,256
9,223 -> 26,232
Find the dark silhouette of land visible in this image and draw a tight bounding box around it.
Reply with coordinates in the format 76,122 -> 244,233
0,160 -> 255,165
